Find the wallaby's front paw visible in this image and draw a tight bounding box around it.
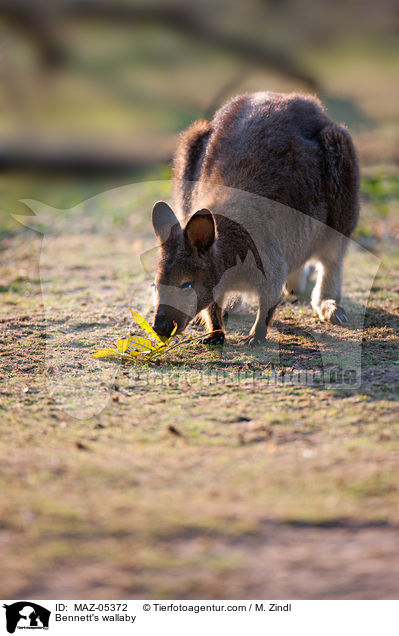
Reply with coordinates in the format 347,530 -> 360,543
241,335 -> 265,347
201,331 -> 225,346
318,300 -> 348,326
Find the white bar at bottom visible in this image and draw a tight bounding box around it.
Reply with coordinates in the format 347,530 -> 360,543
1,599 -> 398,635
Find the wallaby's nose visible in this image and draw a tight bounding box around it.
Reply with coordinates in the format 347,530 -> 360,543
153,314 -> 171,337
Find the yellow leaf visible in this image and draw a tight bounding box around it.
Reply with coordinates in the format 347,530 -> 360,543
92,348 -> 119,358
117,338 -> 129,354
129,309 -> 163,344
128,336 -> 157,351
160,321 -> 178,345
145,345 -> 167,358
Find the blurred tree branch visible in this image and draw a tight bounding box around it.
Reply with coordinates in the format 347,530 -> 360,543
0,143 -> 172,176
0,2 -> 65,66
0,0 -> 320,89
0,1 -> 321,175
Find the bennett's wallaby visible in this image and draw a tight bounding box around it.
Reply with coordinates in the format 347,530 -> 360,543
151,92 -> 359,346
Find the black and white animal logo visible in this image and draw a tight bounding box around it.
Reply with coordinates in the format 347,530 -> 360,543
2,602 -> 51,633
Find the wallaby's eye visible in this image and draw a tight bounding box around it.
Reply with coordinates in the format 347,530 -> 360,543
181,281 -> 194,291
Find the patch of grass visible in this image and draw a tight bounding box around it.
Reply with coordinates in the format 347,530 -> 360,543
361,172 -> 399,216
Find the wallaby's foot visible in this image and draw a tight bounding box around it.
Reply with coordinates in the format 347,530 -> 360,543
317,300 -> 348,325
241,334 -> 265,347
201,331 -> 225,346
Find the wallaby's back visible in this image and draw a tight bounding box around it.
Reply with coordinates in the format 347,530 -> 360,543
173,92 -> 359,237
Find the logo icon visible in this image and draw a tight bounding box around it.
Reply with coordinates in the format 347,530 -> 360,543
2,602 -> 51,633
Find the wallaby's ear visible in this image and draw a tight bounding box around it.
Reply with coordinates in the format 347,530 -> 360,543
185,209 -> 215,253
152,201 -> 180,243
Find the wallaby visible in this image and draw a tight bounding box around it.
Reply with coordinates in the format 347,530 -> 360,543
151,92 -> 359,345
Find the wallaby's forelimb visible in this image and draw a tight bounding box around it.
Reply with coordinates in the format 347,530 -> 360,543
242,297 -> 279,347
201,301 -> 225,345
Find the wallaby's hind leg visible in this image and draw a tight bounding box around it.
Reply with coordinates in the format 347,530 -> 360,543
285,263 -> 314,296
311,233 -> 349,325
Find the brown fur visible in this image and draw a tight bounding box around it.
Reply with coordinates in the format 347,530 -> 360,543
152,92 -> 359,344
173,119 -> 213,216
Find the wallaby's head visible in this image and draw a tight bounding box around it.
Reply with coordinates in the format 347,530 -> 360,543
151,201 -> 218,337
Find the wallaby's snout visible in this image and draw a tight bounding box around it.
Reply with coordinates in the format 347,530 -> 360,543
153,305 -> 192,338
153,309 -> 170,338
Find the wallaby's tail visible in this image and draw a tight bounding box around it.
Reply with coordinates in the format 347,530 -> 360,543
318,123 -> 359,237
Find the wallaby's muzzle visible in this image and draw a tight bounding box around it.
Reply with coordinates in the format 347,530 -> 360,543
153,305 -> 191,337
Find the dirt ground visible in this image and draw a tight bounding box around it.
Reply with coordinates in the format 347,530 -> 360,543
0,178 -> 398,599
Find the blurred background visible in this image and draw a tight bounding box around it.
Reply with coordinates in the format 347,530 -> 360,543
0,0 -> 398,238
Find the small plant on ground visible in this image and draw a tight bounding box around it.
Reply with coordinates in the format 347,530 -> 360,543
92,309 -> 218,361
